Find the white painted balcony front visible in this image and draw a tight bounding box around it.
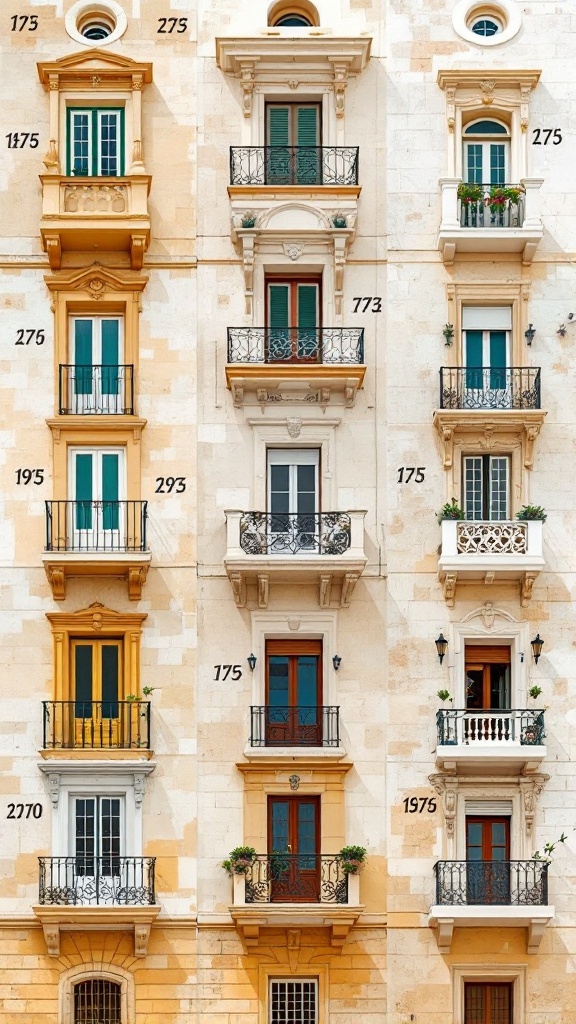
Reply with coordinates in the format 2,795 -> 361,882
224,509 -> 367,608
438,518 -> 544,606
437,178 -> 543,264
435,707 -> 546,773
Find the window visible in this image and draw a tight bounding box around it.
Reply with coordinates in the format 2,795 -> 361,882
462,306 -> 511,399
70,447 -> 125,540
74,795 -> 123,878
465,983 -> 512,1024
74,979 -> 121,1024
268,796 -> 320,901
268,448 -> 319,514
466,816 -> 510,904
463,455 -> 510,521
266,104 -> 321,184
72,637 -> 122,728
268,1 -> 319,28
269,979 -> 318,1024
465,645 -> 511,710
68,316 -> 126,414
266,278 -> 321,360
470,16 -> 501,35
463,120 -> 510,186
265,639 -> 323,745
67,108 -> 124,177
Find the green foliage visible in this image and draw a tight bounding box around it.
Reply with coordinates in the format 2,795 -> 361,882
438,498 -> 465,522
339,845 -> 367,873
488,184 -> 525,210
222,846 -> 257,875
457,182 -> 483,203
516,504 -> 547,521
533,833 -> 570,862
528,685 -> 543,700
437,689 -> 452,702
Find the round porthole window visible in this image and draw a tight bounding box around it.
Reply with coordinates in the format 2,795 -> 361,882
65,1 -> 127,46
452,0 -> 521,46
267,1 -> 320,27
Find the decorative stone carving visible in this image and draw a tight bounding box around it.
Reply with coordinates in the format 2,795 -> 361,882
286,417 -> 302,438
133,773 -> 146,808
46,565 -> 66,600
134,922 -> 151,957
456,522 -> 527,555
63,184 -> 127,214
43,924 -> 60,957
479,79 -> 496,105
239,62 -> 256,117
332,64 -> 349,118
47,774 -> 60,806
443,572 -> 457,608
283,241 -> 305,261
287,928 -> 301,969
522,571 -> 538,607
289,774 -> 301,791
520,772 -> 549,836
446,87 -> 456,132
429,772 -> 458,838
43,139 -> 59,172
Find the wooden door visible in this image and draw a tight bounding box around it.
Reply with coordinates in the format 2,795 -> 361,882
268,796 -> 320,902
466,816 -> 510,904
464,983 -> 512,1024
71,639 -> 122,747
265,640 -> 322,745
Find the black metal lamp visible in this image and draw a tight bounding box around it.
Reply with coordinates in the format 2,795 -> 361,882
530,634 -> 544,664
247,653 -> 257,672
524,323 -> 536,345
332,655 -> 342,671
435,633 -> 448,664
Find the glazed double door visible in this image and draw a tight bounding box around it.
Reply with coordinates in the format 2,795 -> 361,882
268,796 -> 320,902
466,817 -> 510,904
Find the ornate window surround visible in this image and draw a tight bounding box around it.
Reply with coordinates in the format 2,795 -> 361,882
452,966 -> 526,1024
445,602 -> 531,709
59,963 -> 135,1024
248,416 -> 341,508
260,967 -> 328,1024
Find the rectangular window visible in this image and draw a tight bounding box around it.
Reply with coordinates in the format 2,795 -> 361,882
266,277 -> 321,361
70,447 -> 124,539
466,816 -> 510,905
465,983 -> 512,1024
465,645 -> 511,711
462,307 -> 511,395
465,142 -> 507,185
269,979 -> 318,1024
463,455 -> 510,520
266,103 -> 321,184
67,107 -> 124,176
265,639 -> 322,745
267,448 -> 320,552
72,794 -> 123,890
69,316 -> 123,413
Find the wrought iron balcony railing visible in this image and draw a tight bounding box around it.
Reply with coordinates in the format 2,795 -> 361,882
434,860 -> 548,906
437,708 -> 545,747
459,184 -> 525,228
439,367 -> 541,410
59,364 -> 135,415
244,854 -> 348,904
38,856 -> 156,906
227,327 -> 364,365
45,500 -> 148,553
42,700 -> 151,750
230,146 -> 359,186
239,512 -> 351,556
250,706 -> 340,747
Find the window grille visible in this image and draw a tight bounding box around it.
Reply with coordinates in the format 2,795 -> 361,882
270,979 -> 317,1024
74,980 -> 121,1024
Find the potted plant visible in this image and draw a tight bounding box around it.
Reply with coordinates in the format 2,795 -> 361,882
438,498 -> 464,523
457,182 -> 483,204
125,685 -> 156,703
488,184 -> 525,212
443,323 -> 454,345
529,685 -> 543,700
437,689 -> 452,702
222,846 -> 257,875
241,212 -> 256,228
339,845 -> 367,874
332,212 -> 347,228
516,505 -> 547,521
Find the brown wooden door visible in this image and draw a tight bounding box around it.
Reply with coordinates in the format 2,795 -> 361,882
465,646 -> 511,710
464,983 -> 512,1024
265,640 -> 322,745
71,639 -> 122,747
466,816 -> 510,904
265,277 -> 321,362
268,795 -> 320,902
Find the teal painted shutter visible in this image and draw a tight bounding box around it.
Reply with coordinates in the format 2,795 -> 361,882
296,106 -> 319,184
74,320 -> 93,395
466,143 -> 482,184
268,284 -> 290,361
75,453 -> 93,531
267,106 -> 290,183
101,319 -> 120,396
102,454 -> 119,531
98,110 -> 121,176
489,330 -> 507,389
490,143 -> 506,185
465,330 -> 483,390
297,284 -> 318,359
74,644 -> 93,717
101,645 -> 119,719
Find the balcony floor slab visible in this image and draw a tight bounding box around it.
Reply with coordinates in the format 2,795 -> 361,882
428,904 -> 555,953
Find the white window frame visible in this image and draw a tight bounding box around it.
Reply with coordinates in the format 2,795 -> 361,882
69,447 -> 126,502
70,793 -> 126,858
267,448 -> 320,514
463,454 -> 511,521
249,418 -> 340,510
70,315 -> 124,364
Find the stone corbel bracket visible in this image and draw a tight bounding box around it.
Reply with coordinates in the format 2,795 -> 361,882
34,907 -> 160,958
231,225 -> 256,315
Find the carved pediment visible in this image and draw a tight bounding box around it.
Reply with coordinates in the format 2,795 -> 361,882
44,263 -> 148,297
47,602 -> 147,632
38,50 -> 153,89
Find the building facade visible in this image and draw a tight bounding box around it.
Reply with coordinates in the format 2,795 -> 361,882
0,0 -> 574,1022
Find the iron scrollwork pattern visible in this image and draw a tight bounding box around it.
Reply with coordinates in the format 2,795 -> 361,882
439,367 -> 541,411
434,860 -> 548,906
239,512 -> 351,556
249,705 -> 340,747
38,856 -> 156,905
436,708 -> 546,747
230,146 -> 359,186
244,854 -> 348,904
227,327 -> 364,364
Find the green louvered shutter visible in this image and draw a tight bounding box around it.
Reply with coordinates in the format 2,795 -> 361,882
296,106 -> 320,184
267,106 -> 290,183
101,319 -> 120,396
268,284 -> 290,362
75,453 -> 93,531
101,644 -> 119,719
489,330 -> 507,390
297,284 -> 318,359
74,644 -> 93,718
102,453 -> 119,532
74,320 -> 93,396
465,330 -> 483,390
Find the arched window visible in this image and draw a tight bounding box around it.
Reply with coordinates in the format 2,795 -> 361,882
268,2 -> 319,27
463,119 -> 510,185
470,15 -> 502,36
74,979 -> 121,1023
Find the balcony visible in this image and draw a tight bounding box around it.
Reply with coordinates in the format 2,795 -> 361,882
250,706 -> 340,747
42,701 -> 151,755
231,854 -> 362,947
437,178 -> 543,264
59,365 -> 134,415
226,327 -> 365,407
39,174 -> 151,270
438,519 -> 544,606
439,367 -> 541,412
428,860 -> 554,953
224,510 -> 367,608
34,856 -> 159,957
230,146 -> 359,186
435,708 -> 546,773
43,500 -> 151,601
